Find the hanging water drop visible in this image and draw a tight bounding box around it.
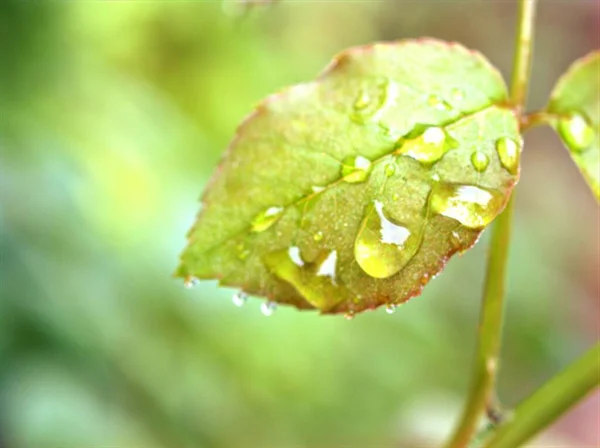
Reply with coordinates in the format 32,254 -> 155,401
341,155 -> 372,183
261,300 -> 277,316
471,151 -> 490,173
354,200 -> 420,278
430,183 -> 504,229
232,291 -> 248,307
385,304 -> 396,314
251,206 -> 284,232
557,113 -> 595,152
495,137 -> 520,174
184,276 -> 199,289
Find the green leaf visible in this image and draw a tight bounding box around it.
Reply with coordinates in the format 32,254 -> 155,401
177,39 -> 520,315
547,51 -> 600,200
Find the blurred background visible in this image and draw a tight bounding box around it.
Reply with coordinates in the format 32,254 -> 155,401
0,0 -> 598,447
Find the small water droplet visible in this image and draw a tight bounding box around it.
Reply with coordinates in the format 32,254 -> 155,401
351,77 -> 391,123
341,155 -> 372,183
557,113 -> 595,153
344,311 -> 355,320
398,127 -> 454,165
451,88 -> 464,101
385,304 -> 396,314
392,193 -> 400,201
311,185 -> 325,194
232,291 -> 248,307
184,276 -> 199,289
261,300 -> 277,316
384,162 -> 396,177
450,230 -> 461,248
427,95 -> 452,111
495,137 -> 520,174
430,183 -> 504,229
313,231 -> 323,242
470,151 -> 489,173
251,206 -> 284,232
354,200 -> 420,278
237,243 -> 251,260
431,173 -> 441,182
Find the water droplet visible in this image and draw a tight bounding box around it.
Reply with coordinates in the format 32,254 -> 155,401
384,162 -> 396,177
392,193 -> 400,201
385,304 -> 396,314
237,243 -> 251,260
495,137 -> 520,174
398,127 -> 454,165
471,151 -> 489,173
354,200 -> 420,278
311,185 -> 325,194
351,77 -> 391,123
431,173 -> 441,182
313,231 -> 324,242
261,300 -> 277,316
251,206 -> 284,232
451,88 -> 464,101
557,114 -> 595,153
341,155 -> 372,183
427,94 -> 452,111
430,183 -> 504,229
232,291 -> 248,307
344,311 -> 355,320
263,248 -> 350,311
184,276 -> 199,289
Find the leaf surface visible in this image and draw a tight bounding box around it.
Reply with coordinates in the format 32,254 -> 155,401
177,39 -> 521,315
547,51 -> 600,200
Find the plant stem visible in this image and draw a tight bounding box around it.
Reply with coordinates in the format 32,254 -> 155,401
483,343 -> 600,448
445,1 -> 537,447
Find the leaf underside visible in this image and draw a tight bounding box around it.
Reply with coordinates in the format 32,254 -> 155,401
547,51 -> 600,200
177,39 -> 521,315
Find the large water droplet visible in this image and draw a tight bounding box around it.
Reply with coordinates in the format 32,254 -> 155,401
427,95 -> 452,111
232,291 -> 248,307
261,300 -> 277,316
397,127 -> 455,165
251,206 -> 284,232
495,137 -> 520,174
354,200 -> 420,278
263,247 -> 349,311
184,276 -> 199,289
471,151 -> 489,173
351,77 -> 391,123
341,155 -> 372,183
430,183 -> 504,229
557,114 -> 595,153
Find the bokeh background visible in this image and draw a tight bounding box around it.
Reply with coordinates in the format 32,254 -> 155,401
1,0 -> 598,447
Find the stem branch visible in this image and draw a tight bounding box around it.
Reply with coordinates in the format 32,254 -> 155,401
444,1 -> 537,447
483,343 -> 600,448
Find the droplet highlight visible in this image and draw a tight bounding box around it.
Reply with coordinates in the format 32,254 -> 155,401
261,300 -> 277,316
470,151 -> 489,173
451,88 -> 464,102
184,276 -> 199,289
495,137 -> 520,174
557,114 -> 595,153
341,155 -> 372,183
232,291 -> 248,307
354,200 -> 420,278
251,206 -> 284,232
430,183 -> 504,229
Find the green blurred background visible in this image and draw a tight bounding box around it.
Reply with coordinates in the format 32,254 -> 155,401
0,1 -> 598,447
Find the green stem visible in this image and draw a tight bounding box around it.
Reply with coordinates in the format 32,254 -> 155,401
483,343 -> 600,448
445,1 -> 537,447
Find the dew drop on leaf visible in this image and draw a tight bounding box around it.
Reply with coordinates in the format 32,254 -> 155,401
430,183 -> 505,229
288,246 -> 305,267
184,276 -> 199,289
354,200 -> 420,279
313,231 -> 323,242
384,162 -> 397,177
427,94 -> 452,111
495,137 -> 520,174
232,291 -> 248,307
398,127 -> 451,165
451,88 -> 464,101
557,114 -> 595,153
341,155 -> 373,183
392,192 -> 400,201
261,300 -> 277,316
470,151 -> 490,172
351,77 -> 391,123
251,206 -> 284,232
